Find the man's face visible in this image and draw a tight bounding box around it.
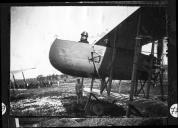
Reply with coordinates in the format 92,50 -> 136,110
81,35 -> 87,40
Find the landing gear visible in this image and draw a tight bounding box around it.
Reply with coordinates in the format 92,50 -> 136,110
84,93 -> 104,116
100,77 -> 109,95
84,77 -> 94,114
134,79 -> 146,97
84,76 -> 109,116
84,76 -> 115,116
92,102 -> 104,116
133,69 -> 165,99
100,77 -> 113,97
85,45 -> 115,116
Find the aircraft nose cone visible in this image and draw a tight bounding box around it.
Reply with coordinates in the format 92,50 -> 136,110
49,38 -> 65,72
49,38 -> 95,77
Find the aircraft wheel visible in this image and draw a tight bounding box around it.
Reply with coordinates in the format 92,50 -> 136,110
92,103 -> 104,116
89,102 -> 95,115
85,102 -> 93,115
84,105 -> 90,115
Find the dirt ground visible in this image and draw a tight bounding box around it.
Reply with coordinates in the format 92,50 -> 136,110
10,79 -> 168,126
16,117 -> 167,127
10,83 -> 126,117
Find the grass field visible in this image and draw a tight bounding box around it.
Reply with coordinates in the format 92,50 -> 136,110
16,117 -> 167,127
10,78 -> 168,126
10,82 -> 126,117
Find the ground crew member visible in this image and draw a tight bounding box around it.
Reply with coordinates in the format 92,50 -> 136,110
79,31 -> 89,43
75,78 -> 83,104
78,31 -> 89,96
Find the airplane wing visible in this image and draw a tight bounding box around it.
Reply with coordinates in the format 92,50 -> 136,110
10,68 -> 36,74
95,7 -> 167,49
49,7 -> 167,80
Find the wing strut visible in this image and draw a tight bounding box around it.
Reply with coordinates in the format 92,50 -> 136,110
145,39 -> 155,98
126,13 -> 142,117
84,39 -> 117,114
107,28 -> 117,97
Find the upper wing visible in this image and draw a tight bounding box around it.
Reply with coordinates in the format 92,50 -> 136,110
95,7 -> 167,50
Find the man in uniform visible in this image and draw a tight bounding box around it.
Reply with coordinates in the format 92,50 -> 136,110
75,78 -> 83,104
79,31 -> 89,44
77,31 -> 89,99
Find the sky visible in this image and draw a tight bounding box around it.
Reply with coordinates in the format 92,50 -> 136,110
11,6 -> 141,79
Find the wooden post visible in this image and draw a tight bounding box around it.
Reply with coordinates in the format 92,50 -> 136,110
90,77 -> 94,92
160,68 -> 164,101
12,74 -> 17,89
81,77 -> 84,94
107,48 -> 116,96
84,77 -> 94,112
118,80 -> 122,93
15,118 -> 20,127
22,72 -> 27,88
136,44 -> 142,95
134,42 -> 142,96
158,38 -> 165,101
146,40 -> 154,99
9,118 -> 17,128
81,77 -> 84,85
107,29 -> 117,96
134,79 -> 138,96
126,37 -> 141,117
126,14 -> 141,117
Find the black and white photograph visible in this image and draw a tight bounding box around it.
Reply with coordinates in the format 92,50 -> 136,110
1,1 -> 177,127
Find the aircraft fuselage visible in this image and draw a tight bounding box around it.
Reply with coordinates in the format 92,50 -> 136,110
49,39 -> 151,80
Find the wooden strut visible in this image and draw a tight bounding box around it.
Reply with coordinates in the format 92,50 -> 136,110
134,71 -> 139,96
84,92 -> 105,116
136,80 -> 146,97
11,74 -> 16,95
107,29 -> 117,97
159,67 -> 164,101
12,74 -> 17,89
85,48 -> 102,113
158,39 -> 165,101
15,118 -> 20,128
100,77 -> 109,95
90,51 -> 101,79
84,77 -> 94,112
22,72 -> 28,88
84,30 -> 117,113
146,39 -> 155,99
85,47 -> 103,112
126,13 -> 142,117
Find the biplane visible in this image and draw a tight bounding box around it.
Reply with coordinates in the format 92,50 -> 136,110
49,7 -> 167,116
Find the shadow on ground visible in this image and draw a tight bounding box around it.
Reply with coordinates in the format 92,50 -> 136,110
62,96 -> 126,117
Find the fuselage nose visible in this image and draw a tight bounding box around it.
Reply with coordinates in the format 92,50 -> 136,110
49,38 -> 95,77
49,39 -> 65,71
49,39 -> 56,67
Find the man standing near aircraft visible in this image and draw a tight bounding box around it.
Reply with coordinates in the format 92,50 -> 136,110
78,31 -> 89,98
75,78 -> 83,104
79,31 -> 89,44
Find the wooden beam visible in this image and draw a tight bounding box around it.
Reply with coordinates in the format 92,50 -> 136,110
22,72 -> 27,88
107,48 -> 117,96
107,29 -> 117,96
81,77 -> 84,89
126,38 -> 142,117
146,40 -> 155,99
90,77 -> 94,92
15,118 -> 20,127
12,74 -> 17,89
158,39 -> 165,101
126,13 -> 141,117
